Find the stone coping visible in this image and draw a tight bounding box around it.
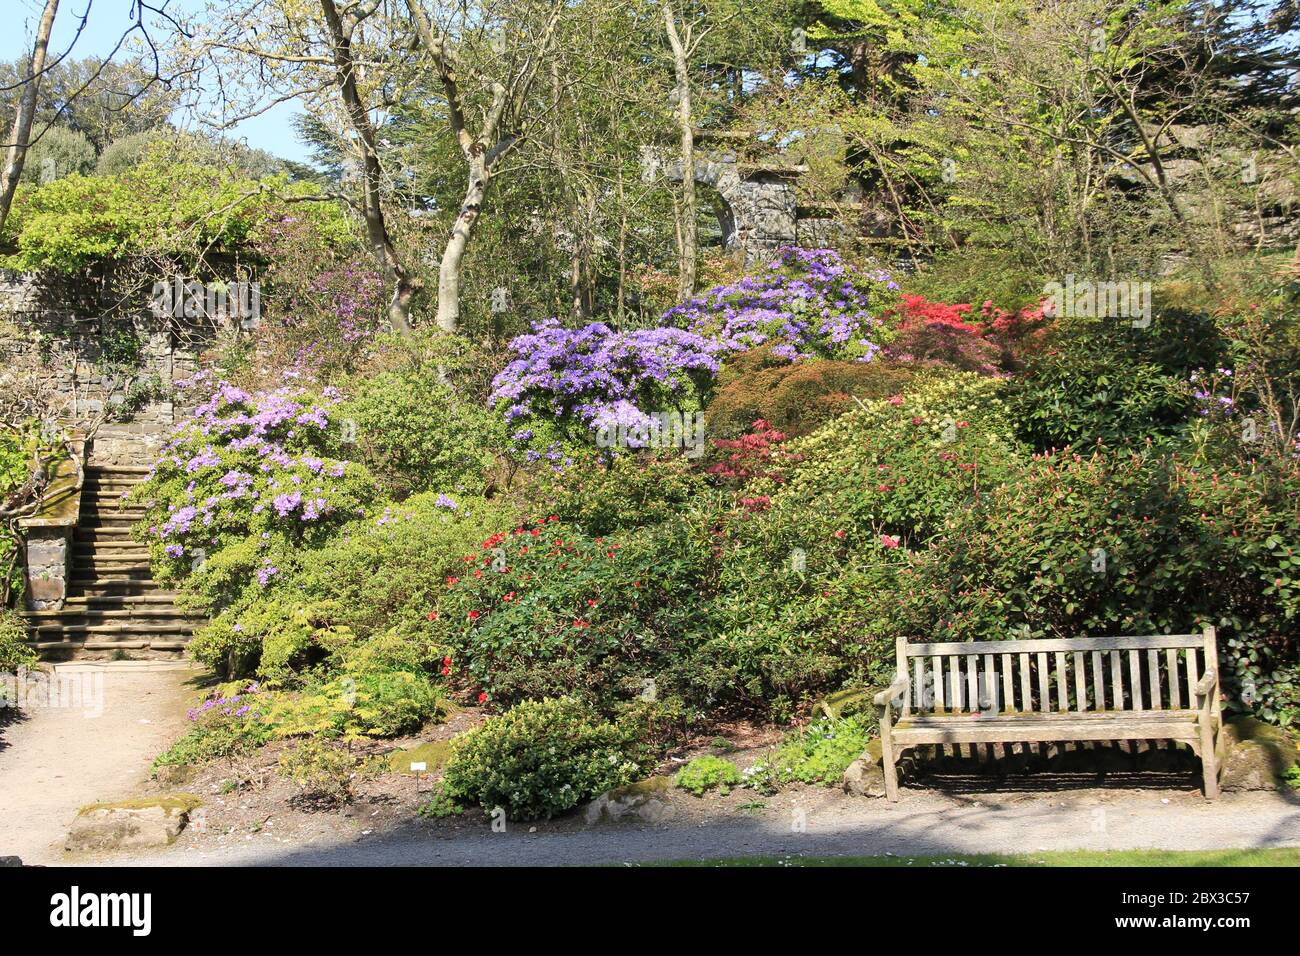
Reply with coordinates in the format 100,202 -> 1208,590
16,444 -> 83,529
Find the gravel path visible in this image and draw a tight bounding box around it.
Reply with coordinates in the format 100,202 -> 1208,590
0,661 -> 201,865
111,788 -> 1300,867
4,663 -> 1297,867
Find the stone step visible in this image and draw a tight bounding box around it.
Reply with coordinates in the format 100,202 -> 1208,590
79,519 -> 145,531
86,464 -> 151,475
74,559 -> 151,569
65,593 -> 183,607
70,575 -> 156,587
27,621 -> 199,635
74,546 -> 151,558
67,584 -> 166,599
31,639 -> 189,653
23,608 -> 202,621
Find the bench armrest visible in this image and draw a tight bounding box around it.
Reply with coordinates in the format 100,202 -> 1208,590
873,676 -> 908,708
1194,669 -> 1217,698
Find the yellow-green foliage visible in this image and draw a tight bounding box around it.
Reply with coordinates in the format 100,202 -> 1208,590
675,755 -> 742,796
0,148 -> 350,273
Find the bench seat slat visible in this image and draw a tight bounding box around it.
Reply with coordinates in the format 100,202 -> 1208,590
1073,651 -> 1086,712
1091,651 -> 1104,711
1148,648 -> 1162,711
1111,650 -> 1124,709
1037,652 -> 1050,713
1167,648 -> 1182,709
1130,649 -> 1144,710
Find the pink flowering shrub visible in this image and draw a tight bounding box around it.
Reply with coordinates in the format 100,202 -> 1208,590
129,371 -> 379,604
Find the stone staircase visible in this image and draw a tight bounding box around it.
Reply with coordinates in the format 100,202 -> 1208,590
23,465 -> 203,661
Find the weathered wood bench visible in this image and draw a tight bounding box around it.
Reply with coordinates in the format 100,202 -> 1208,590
874,627 -> 1222,801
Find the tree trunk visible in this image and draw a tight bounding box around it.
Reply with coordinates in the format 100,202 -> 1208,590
436,156 -> 489,333
0,0 -> 59,235
320,0 -> 414,336
664,3 -> 696,301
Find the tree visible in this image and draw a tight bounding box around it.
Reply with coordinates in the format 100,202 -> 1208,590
404,0 -> 566,332
0,0 -> 60,235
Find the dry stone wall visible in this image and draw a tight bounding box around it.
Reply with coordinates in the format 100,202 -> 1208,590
0,271 -> 210,467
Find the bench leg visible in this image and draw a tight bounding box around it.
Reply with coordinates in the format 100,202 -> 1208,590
1199,722 -> 1220,800
881,732 -> 900,802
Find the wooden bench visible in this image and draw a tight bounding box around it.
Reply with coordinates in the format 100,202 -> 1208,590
874,627 -> 1222,801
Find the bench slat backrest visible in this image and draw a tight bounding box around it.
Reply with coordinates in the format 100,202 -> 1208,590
895,629 -> 1217,717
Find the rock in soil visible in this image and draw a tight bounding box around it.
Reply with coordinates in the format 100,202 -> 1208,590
1217,717 -> 1299,792
65,795 -> 202,852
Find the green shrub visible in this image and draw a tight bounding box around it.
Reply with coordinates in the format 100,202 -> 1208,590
438,697 -> 648,820
277,739 -> 357,804
675,755 -> 741,796
337,361 -> 503,497
188,491 -> 517,678
539,453 -> 714,536
259,668 -> 443,740
763,369 -> 1022,546
885,450 -> 1299,724
0,608 -> 36,672
1010,312 -> 1224,452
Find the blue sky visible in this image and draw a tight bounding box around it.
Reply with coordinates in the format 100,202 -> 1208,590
1,0 -> 312,163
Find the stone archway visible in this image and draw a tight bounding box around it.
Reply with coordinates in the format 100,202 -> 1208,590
643,147 -> 801,265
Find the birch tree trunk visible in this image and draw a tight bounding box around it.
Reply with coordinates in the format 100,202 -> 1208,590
0,0 -> 59,235
435,154 -> 489,333
664,2 -> 696,301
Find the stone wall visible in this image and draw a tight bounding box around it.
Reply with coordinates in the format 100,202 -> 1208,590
0,271 -> 209,467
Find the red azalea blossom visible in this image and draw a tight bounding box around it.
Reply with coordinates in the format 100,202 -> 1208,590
833,529 -> 846,539
502,591 -> 515,602
477,691 -> 488,704
881,534 -> 901,549
572,619 -> 590,629
446,576 -> 459,586
427,611 -> 438,621
467,610 -> 481,621
586,598 -> 598,607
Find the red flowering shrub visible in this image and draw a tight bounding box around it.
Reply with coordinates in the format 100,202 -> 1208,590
706,419 -> 802,486
427,516 -> 714,707
884,295 -> 1051,374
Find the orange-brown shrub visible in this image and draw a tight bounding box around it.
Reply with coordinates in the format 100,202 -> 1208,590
703,347 -> 915,439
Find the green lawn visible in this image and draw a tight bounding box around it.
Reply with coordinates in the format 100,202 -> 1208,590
660,847 -> 1300,867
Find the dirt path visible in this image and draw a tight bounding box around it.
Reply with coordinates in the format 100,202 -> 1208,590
0,661 -> 201,865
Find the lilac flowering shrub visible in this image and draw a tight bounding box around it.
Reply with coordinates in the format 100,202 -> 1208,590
662,247 -> 896,363
489,249 -> 895,457
489,320 -> 723,461
130,372 -> 379,606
